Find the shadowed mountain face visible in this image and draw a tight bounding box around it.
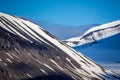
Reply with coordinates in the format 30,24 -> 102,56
0,12 -> 120,80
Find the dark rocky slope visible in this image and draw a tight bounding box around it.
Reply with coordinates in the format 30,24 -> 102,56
0,12 -> 120,80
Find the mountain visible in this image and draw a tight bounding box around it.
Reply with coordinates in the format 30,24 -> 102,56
41,24 -> 99,40
66,20 -> 120,47
65,20 -> 120,74
74,33 -> 120,63
0,12 -> 120,80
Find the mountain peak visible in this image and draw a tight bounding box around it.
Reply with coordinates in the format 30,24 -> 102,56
82,20 -> 120,37
66,20 -> 120,47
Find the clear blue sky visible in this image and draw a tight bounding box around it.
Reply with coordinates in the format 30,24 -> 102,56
0,0 -> 120,26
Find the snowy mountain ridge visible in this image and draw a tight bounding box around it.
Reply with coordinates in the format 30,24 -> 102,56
0,12 -> 120,80
66,20 -> 120,47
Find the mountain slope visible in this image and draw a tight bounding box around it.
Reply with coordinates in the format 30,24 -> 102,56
0,12 -> 120,80
66,20 -> 120,47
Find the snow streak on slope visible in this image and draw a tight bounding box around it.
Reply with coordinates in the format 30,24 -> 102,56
0,12 -> 120,80
66,20 -> 120,47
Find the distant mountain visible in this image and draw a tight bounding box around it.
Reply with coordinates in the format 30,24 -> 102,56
66,20 -> 120,47
39,23 -> 99,40
0,12 -> 120,80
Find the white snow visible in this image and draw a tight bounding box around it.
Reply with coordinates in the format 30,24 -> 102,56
0,20 -> 29,41
3,62 -> 7,66
66,20 -> 120,47
11,52 -> 21,60
66,58 -> 71,62
6,58 -> 13,63
43,63 -> 56,72
0,59 -> 2,61
40,69 -> 48,74
0,12 -> 51,46
50,59 -> 63,70
6,52 -> 14,59
82,20 -> 120,36
26,73 -> 32,78
101,63 -> 120,74
56,56 -> 60,59
19,18 -> 52,46
0,12 -> 117,79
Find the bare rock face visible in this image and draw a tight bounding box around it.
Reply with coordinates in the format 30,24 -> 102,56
0,12 -> 120,80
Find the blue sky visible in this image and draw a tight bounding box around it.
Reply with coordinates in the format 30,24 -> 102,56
0,0 -> 120,26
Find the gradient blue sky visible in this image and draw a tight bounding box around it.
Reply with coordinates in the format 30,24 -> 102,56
0,0 -> 120,26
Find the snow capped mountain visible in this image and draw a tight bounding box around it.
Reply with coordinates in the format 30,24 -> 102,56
0,12 -> 120,80
66,20 -> 120,47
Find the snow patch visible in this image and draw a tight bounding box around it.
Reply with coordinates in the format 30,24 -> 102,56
26,73 -> 32,78
6,58 -> 13,63
43,63 -> 56,72
40,69 -> 48,75
0,59 -> 2,61
6,52 -> 14,59
50,59 -> 63,70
